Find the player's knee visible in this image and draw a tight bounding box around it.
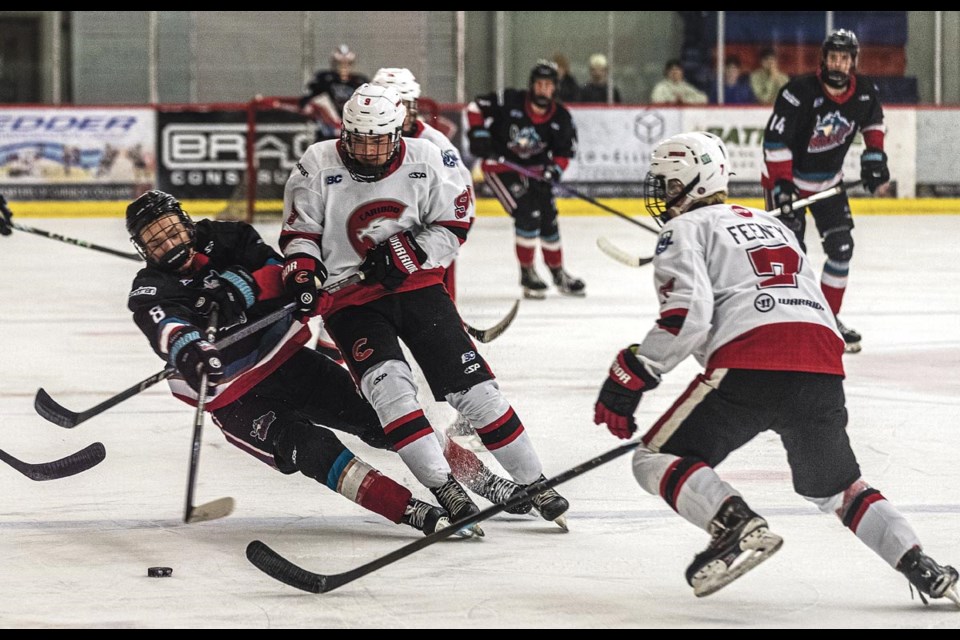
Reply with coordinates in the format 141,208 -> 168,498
360,360 -> 420,424
275,421 -> 347,482
822,228 -> 854,262
446,380 -> 510,426
632,446 -> 677,497
802,477 -> 870,518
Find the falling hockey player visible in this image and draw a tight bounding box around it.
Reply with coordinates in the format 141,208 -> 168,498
593,131 -> 959,605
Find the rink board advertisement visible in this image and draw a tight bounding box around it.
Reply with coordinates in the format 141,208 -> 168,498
0,107 -> 155,200
156,107 -> 314,200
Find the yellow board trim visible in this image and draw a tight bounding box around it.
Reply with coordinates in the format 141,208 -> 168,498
7,197 -> 960,218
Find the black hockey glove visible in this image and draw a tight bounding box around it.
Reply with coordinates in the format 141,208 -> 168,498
772,179 -> 803,233
360,231 -> 428,291
542,163 -> 563,184
0,194 -> 13,236
169,326 -> 223,393
282,254 -> 327,315
467,128 -> 494,159
860,149 -> 889,194
193,265 -> 259,327
594,345 -> 660,440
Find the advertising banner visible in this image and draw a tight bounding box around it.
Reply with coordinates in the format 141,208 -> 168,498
0,107 -> 155,200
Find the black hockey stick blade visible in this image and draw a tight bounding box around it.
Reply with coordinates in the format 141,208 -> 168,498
0,442 -> 106,481
596,237 -> 654,268
186,497 -> 236,524
464,299 -> 520,344
34,370 -> 174,428
247,438 -> 643,594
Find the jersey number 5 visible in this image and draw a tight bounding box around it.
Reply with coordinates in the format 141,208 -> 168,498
747,244 -> 803,289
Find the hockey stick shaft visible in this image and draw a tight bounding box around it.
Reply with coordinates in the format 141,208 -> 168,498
35,301 -> 299,428
246,438 -> 643,593
183,308 -> 219,523
771,180 -> 863,217
9,221 -> 142,261
0,442 -> 106,481
497,159 -> 661,235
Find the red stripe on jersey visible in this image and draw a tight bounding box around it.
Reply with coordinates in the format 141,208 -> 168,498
708,322 -> 845,376
279,230 -> 322,251
324,268 -> 447,316
848,492 -> 885,533
862,129 -> 884,150
252,264 -> 284,300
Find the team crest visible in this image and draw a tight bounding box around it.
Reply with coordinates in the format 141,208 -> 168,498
442,150 -> 459,168
251,411 -> 277,442
346,199 -> 408,256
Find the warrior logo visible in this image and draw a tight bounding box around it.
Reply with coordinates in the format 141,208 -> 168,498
807,111 -> 856,154
251,411 -> 277,442
346,199 -> 408,256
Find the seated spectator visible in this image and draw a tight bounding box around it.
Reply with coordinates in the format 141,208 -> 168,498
750,47 -> 790,104
650,58 -> 708,105
579,54 -> 622,103
709,55 -> 757,104
552,52 -> 581,103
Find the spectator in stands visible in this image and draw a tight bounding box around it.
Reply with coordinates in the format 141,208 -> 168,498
750,47 -> 790,105
579,54 -> 622,104
552,52 -> 581,103
299,44 -> 369,142
709,55 -> 757,104
650,58 -> 708,105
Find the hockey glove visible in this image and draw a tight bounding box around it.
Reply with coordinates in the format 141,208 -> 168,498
772,179 -> 803,233
283,254 -> 327,316
0,194 -> 13,236
594,345 -> 661,440
192,265 -> 259,327
169,326 -> 224,393
467,128 -> 494,159
860,149 -> 889,194
360,231 -> 428,291
542,163 -> 563,184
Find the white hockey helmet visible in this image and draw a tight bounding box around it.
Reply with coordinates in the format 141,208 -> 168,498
340,83 -> 407,182
371,67 -> 421,133
644,131 -> 729,224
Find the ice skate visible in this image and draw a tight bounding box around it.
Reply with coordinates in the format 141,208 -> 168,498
401,498 -> 450,536
897,546 -> 960,608
685,496 -> 783,597
430,474 -> 484,538
550,267 -> 586,297
513,474 -> 570,531
835,316 -> 861,354
473,466 -> 534,516
520,266 -> 548,300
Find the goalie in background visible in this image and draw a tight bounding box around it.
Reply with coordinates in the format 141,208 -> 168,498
593,131 -> 958,604
299,44 -> 369,142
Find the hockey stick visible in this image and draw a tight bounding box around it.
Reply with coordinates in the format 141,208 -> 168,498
464,299 -> 520,344
497,159 -> 661,235
34,301 -> 299,428
0,442 -> 106,481
1,193 -> 141,261
183,307 -> 228,524
246,438 -> 642,593
597,180 -> 867,268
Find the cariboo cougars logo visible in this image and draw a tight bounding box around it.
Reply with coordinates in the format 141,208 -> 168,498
346,199 -> 408,256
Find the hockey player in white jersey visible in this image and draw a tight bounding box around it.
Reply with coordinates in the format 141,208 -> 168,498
280,83 -> 569,530
592,131 -> 959,604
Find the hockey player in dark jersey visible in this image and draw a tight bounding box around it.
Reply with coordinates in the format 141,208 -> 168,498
125,190 -> 527,536
761,29 -> 889,354
299,44 -> 369,142
594,131 -> 958,604
466,60 -> 584,300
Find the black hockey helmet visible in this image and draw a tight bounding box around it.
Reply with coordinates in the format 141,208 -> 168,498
820,29 -> 859,90
529,59 -> 559,107
126,190 -> 196,271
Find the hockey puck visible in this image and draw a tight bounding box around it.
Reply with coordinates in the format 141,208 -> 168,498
147,566 -> 173,578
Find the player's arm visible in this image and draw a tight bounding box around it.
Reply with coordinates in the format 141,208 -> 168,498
279,160 -> 329,314
211,220 -> 286,301
859,89 -> 889,193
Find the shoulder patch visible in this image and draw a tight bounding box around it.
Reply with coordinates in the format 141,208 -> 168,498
129,286 -> 157,298
656,230 -> 674,255
442,149 -> 459,168
782,89 -> 800,107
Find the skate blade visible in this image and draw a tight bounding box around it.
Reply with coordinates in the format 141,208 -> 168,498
692,529 -> 783,598
523,288 -> 546,300
942,585 -> 960,609
553,514 -> 569,532
456,523 -> 484,539
558,289 -> 586,298
844,342 -> 862,354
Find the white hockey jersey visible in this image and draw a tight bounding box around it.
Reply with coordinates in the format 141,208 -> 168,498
280,137 -> 473,314
411,119 -> 475,199
638,202 -> 845,377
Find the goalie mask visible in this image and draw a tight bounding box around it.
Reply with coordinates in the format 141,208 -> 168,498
820,29 -> 859,90
340,83 -> 406,182
644,132 -> 729,225
126,190 -> 196,271
371,67 -> 421,135
528,60 -> 559,108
